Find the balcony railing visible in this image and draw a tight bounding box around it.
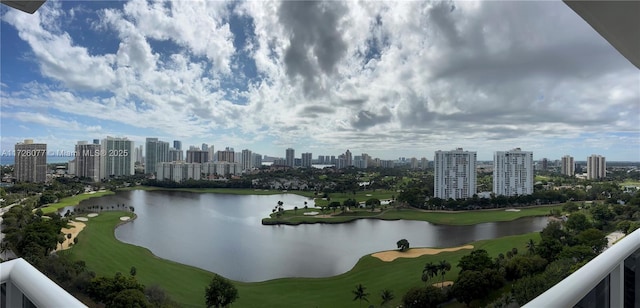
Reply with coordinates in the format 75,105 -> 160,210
0,258 -> 86,307
524,228 -> 640,307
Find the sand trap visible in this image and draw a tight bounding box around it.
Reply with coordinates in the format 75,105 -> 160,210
87,213 -> 99,217
432,281 -> 454,288
372,245 -> 474,262
57,221 -> 86,251
303,211 -> 319,216
75,217 -> 89,221
505,209 -> 521,212
120,216 -> 131,221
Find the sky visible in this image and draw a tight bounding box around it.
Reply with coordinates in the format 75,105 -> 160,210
1,0 -> 638,161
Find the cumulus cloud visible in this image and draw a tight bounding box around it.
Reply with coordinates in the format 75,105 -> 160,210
1,0 -> 637,159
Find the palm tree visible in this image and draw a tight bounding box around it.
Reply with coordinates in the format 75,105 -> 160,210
438,260 -> 451,287
352,284 -> 369,307
422,262 -> 438,286
380,289 -> 394,307
526,239 -> 536,255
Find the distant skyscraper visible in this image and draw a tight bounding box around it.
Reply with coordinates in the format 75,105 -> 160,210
145,138 -> 169,174
186,149 -> 208,163
216,147 -> 235,163
169,148 -> 183,162
434,148 -> 477,200
102,136 -> 135,177
410,157 -> 418,169
345,150 -> 353,166
173,140 -> 182,150
301,152 -> 312,168
241,149 -> 253,171
202,143 -> 208,151
420,157 -> 428,169
14,139 -> 47,183
286,148 -> 295,168
561,155 -> 575,176
493,148 -> 534,196
587,154 -> 606,179
75,141 -> 103,182
207,145 -> 215,162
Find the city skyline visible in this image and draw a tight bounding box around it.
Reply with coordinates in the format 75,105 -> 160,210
1,1 -> 638,161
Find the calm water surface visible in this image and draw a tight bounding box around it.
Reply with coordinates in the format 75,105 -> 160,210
75,190 -> 549,282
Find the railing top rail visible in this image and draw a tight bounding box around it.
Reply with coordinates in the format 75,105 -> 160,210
524,228 -> 640,307
0,258 -> 87,307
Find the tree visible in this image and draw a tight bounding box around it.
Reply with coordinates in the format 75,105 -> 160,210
396,239 -> 410,252
110,289 -> 150,308
451,270 -> 487,306
422,262 -> 438,286
380,289 -> 394,307
457,249 -> 493,272
437,260 -> 451,287
402,286 -> 445,308
205,274 -> 238,308
565,213 -> 591,232
526,239 -> 536,255
130,266 -> 137,276
352,284 -> 369,307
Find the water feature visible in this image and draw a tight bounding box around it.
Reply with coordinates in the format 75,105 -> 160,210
73,190 -> 550,282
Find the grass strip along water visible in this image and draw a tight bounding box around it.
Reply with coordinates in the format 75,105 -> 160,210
40,191 -> 115,214
263,205 -> 562,226
64,211 -> 541,307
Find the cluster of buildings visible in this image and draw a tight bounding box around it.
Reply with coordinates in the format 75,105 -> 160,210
10,139 -> 608,193
434,149 -> 607,200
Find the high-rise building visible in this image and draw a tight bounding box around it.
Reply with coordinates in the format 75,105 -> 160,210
74,141 -> 103,182
252,153 -> 262,168
561,155 -> 575,176
169,148 -> 183,162
173,140 -> 182,150
420,157 -> 428,169
216,147 -> 235,163
156,162 -> 201,182
345,150 -> 353,166
134,146 -> 144,164
102,136 -> 135,177
145,138 -> 169,174
186,149 -> 208,163
410,157 -> 418,169
285,148 -> 295,168
202,143 -> 209,151
241,149 -> 253,171
14,139 -> 47,183
434,148 -> 477,200
493,148 -> 534,196
301,152 -> 312,168
207,145 -> 215,163
587,154 -> 606,179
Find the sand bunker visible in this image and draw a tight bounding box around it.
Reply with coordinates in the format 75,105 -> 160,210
120,216 -> 131,221
432,281 -> 454,288
57,221 -> 86,251
87,213 -> 99,217
75,217 -> 89,221
372,245 -> 474,262
505,209 -> 521,212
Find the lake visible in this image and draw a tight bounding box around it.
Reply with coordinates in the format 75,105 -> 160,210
73,190 -> 549,282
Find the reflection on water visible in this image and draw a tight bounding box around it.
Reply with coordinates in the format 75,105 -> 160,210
75,190 -> 549,282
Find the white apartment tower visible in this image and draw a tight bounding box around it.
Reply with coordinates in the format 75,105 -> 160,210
145,138 -> 170,174
241,149 -> 253,171
493,148 -> 534,196
74,141 -> 103,182
561,155 -> 575,176
101,136 -> 135,177
587,154 -> 606,179
434,148 -> 477,200
301,152 -> 312,168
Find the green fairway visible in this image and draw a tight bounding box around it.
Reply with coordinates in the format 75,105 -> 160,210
263,205 -> 561,226
41,191 -> 115,214
65,211 -> 541,307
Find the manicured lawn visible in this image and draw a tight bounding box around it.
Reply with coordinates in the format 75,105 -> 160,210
620,180 -> 640,187
40,191 -> 115,214
65,211 -> 541,307
264,205 -> 562,226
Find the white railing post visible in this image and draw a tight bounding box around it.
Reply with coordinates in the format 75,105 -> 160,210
609,262 -> 624,308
